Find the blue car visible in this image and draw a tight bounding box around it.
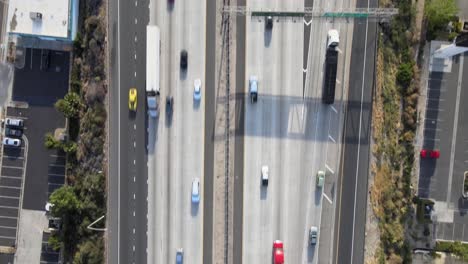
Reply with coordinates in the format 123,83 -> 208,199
176,248 -> 183,264
191,178 -> 200,203
193,79 -> 201,101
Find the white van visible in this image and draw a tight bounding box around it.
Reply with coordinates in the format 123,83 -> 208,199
327,29 -> 339,48
4,118 -> 24,128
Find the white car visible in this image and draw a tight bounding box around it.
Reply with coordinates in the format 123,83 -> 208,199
193,79 -> 202,101
3,137 -> 21,147
261,165 -> 269,186
191,178 -> 200,203
4,118 -> 24,128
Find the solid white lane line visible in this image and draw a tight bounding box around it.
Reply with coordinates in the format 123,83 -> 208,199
117,0 -> 121,260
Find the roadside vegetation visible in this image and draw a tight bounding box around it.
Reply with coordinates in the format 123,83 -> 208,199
44,0 -> 108,262
370,0 -> 457,262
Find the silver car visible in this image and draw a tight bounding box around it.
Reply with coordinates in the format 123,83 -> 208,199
309,226 -> 318,245
3,137 -> 21,147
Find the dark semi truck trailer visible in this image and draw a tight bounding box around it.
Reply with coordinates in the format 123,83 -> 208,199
323,48 -> 338,104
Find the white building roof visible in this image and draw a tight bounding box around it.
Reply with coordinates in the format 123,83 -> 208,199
7,0 -> 70,39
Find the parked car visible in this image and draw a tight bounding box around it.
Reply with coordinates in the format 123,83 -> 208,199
4,118 -> 24,128
316,170 -> 325,188
2,137 -> 21,147
191,178 -> 200,203
309,226 -> 318,245
5,127 -> 22,138
273,240 -> 284,264
176,248 -> 183,264
261,165 -> 269,186
193,79 -> 202,101
180,50 -> 188,69
420,149 -> 440,159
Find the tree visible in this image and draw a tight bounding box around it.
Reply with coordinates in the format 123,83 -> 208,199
49,186 -> 80,217
425,0 -> 458,33
73,236 -> 104,264
55,92 -> 82,118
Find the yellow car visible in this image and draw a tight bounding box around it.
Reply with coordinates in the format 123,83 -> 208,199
129,88 -> 137,111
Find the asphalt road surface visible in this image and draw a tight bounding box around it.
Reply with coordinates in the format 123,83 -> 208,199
241,0 -> 349,263
148,0 -> 206,263
333,0 -> 378,263
108,0 -> 149,263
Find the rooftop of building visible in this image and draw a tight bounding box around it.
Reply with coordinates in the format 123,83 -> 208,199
7,0 -> 70,39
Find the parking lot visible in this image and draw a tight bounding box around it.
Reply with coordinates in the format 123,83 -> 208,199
40,231 -> 60,263
418,42 -> 468,242
0,115 -> 27,247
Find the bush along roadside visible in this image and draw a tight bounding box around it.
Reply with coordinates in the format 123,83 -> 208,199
370,0 -> 420,262
45,0 -> 108,262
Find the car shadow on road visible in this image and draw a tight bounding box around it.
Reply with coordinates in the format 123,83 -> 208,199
264,30 -> 272,47
314,189 -> 322,206
307,243 -> 316,262
191,202 -> 199,216
260,185 -> 267,200
193,98 -> 200,110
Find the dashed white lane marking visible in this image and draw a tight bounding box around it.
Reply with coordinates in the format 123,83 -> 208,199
325,164 -> 334,174
135,1 -> 137,6
323,193 -> 333,204
135,18 -> 137,24
133,211 -> 135,216
133,228 -> 135,234
134,176 -> 136,182
134,141 -> 136,148
135,36 -> 137,42
133,160 -> 136,165
134,124 -> 136,130
134,72 -> 137,77
133,193 -> 135,199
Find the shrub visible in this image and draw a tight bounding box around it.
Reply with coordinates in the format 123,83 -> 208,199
397,62 -> 414,87
44,133 -> 62,149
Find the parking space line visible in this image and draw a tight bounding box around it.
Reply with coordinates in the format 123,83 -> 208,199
425,118 -> 443,122
48,183 -> 62,187
426,108 -> 444,112
49,154 -> 65,158
48,173 -> 65,177
48,164 -> 65,168
0,176 -> 22,180
2,156 -> 24,160
0,204 -> 20,209
424,138 -> 440,142
0,216 -> 17,220
0,186 -> 21,190
423,127 -> 441,131
427,98 -> 445,101
0,195 -> 19,199
0,225 -> 16,230
0,235 -> 15,239
1,166 -> 23,170
5,116 -> 28,120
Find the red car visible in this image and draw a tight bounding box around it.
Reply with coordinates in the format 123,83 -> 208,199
420,149 -> 440,159
273,240 -> 284,264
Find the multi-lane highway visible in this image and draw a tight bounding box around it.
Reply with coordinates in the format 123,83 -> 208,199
147,0 -> 206,263
240,0 -> 352,263
106,0 -> 379,263
108,0 -> 149,263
